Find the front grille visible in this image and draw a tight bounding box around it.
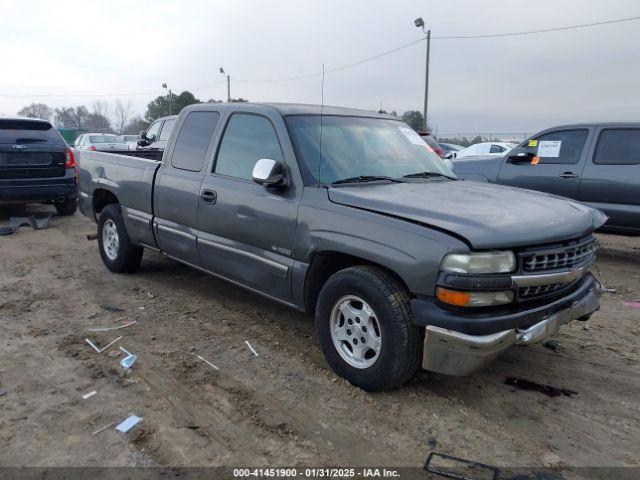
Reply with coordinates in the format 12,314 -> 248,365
522,237 -> 597,273
519,282 -> 571,300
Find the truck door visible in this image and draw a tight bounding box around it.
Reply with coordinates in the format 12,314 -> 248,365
153,111 -> 221,264
197,109 -> 301,302
579,126 -> 640,232
497,128 -> 591,199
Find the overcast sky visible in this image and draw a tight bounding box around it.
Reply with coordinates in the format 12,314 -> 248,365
1,0 -> 639,135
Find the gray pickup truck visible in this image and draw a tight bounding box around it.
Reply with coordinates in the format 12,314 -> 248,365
78,103 -> 606,390
453,123 -> 640,235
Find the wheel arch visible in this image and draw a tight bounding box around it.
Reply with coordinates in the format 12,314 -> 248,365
92,188 -> 120,219
302,250 -> 411,315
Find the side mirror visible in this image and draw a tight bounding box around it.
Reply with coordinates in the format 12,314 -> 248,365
139,130 -> 147,140
506,149 -> 535,164
252,158 -> 288,188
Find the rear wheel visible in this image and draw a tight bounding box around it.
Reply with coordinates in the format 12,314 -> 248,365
55,198 -> 77,216
98,204 -> 143,273
315,266 -> 423,391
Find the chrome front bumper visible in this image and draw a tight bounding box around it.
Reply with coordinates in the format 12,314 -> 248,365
422,280 -> 601,376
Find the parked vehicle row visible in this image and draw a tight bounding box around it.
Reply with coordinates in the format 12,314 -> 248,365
77,103 -> 605,391
453,123 -> 640,235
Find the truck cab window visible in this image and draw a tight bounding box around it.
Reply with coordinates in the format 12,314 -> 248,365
159,118 -> 176,141
523,129 -> 588,164
594,129 -> 640,165
170,111 -> 220,172
215,113 -> 284,180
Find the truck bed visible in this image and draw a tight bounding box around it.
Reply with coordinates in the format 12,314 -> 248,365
77,150 -> 161,219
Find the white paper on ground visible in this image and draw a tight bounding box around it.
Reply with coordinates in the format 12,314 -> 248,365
537,140 -> 562,158
115,415 -> 143,433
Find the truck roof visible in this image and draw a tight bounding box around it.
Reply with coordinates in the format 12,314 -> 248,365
183,102 -> 399,120
542,121 -> 640,130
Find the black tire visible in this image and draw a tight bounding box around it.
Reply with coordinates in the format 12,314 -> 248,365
315,266 -> 423,391
97,204 -> 143,273
55,198 -> 77,216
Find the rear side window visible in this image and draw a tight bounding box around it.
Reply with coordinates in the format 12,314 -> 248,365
171,111 -> 220,172
594,129 -> 640,165
0,119 -> 65,145
524,129 -> 588,164
489,144 -> 506,153
214,113 -> 284,180
159,118 -> 176,141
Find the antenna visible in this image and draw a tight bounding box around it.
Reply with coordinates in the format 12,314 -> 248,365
318,64 -> 325,186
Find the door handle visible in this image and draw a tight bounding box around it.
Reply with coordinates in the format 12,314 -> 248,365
559,172 -> 580,179
201,189 -> 217,204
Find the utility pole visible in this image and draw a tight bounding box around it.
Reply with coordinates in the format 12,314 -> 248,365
414,18 -> 431,131
220,68 -> 230,102
162,83 -> 172,115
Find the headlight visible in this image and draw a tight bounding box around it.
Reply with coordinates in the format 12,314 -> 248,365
441,251 -> 516,274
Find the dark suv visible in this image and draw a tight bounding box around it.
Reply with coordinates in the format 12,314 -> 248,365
0,117 -> 77,215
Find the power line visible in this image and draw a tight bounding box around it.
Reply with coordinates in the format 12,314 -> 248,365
433,14 -> 640,39
235,14 -> 640,84
1,14 -> 638,97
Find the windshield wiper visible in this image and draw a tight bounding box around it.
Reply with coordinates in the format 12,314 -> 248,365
402,171 -> 456,180
331,175 -> 404,185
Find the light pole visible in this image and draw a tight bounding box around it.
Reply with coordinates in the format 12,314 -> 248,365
162,83 -> 173,115
220,68 -> 230,102
414,17 -> 430,131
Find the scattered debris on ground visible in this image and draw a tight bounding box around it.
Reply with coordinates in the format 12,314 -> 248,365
194,354 -> 220,371
505,377 -> 578,398
8,214 -> 53,230
91,422 -> 115,436
101,303 -> 124,312
424,452 -> 499,480
116,415 -> 143,434
542,340 -> 562,352
623,301 -> 640,309
87,319 -> 136,332
245,340 -> 259,357
0,225 -> 18,236
119,347 -> 138,369
85,335 -> 123,354
82,390 -> 97,400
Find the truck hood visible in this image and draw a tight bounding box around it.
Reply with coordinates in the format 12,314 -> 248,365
327,180 -> 607,249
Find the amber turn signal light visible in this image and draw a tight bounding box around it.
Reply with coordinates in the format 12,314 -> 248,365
436,287 -> 471,306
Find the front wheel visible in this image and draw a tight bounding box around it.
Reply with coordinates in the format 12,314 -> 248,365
315,266 -> 423,391
97,204 -> 143,273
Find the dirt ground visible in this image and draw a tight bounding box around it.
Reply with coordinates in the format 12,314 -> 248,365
1,205 -> 639,473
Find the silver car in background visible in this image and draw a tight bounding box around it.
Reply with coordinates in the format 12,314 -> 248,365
73,133 -> 129,151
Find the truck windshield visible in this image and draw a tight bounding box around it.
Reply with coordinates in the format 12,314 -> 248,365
286,115 -> 455,185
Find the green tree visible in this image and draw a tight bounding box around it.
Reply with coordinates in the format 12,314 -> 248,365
17,103 -> 53,121
54,106 -> 90,129
123,116 -> 150,135
145,90 -> 201,122
400,110 -> 424,131
85,113 -> 113,133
